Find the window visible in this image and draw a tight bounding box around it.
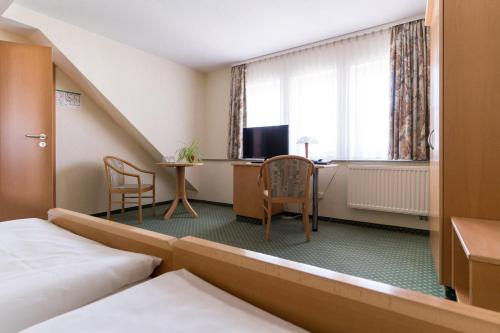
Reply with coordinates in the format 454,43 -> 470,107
246,30 -> 391,160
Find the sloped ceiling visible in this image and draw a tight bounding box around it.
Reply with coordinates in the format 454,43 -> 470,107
0,0 -> 13,14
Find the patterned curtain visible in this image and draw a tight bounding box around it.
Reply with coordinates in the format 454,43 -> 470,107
227,64 -> 247,160
389,19 -> 430,161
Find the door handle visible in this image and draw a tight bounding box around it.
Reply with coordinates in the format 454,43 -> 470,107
427,130 -> 435,150
25,133 -> 47,140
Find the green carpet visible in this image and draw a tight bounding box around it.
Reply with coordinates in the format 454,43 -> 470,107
113,202 -> 444,298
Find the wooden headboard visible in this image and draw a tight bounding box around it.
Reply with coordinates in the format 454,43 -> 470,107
48,208 -> 176,276
172,236 -> 500,333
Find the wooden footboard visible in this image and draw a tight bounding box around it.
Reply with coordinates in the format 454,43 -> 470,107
48,208 -> 176,275
173,236 -> 500,333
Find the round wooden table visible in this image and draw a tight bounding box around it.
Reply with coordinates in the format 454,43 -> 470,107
156,162 -> 203,219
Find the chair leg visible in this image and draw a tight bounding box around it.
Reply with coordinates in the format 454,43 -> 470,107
265,202 -> 272,241
121,193 -> 125,213
261,199 -> 267,226
303,203 -> 311,242
107,192 -> 112,220
138,192 -> 143,224
152,187 -> 156,216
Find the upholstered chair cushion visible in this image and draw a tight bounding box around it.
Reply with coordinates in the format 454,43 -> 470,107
267,159 -> 310,198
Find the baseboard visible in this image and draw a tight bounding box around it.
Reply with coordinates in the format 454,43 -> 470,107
92,200 -> 172,218
92,199 -> 429,235
281,211 -> 429,236
197,199 -> 429,235
91,198 -> 231,218
190,198 -> 233,207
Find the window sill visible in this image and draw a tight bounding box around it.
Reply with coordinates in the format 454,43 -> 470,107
202,158 -> 429,164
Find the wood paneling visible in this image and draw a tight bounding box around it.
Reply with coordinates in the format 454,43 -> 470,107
470,262 -> 500,312
173,236 -> 500,333
441,0 -> 500,285
428,0 -> 444,284
0,41 -> 54,220
427,0 -> 500,286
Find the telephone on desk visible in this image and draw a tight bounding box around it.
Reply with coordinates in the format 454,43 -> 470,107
312,159 -> 334,165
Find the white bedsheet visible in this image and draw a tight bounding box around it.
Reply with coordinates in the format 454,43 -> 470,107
24,269 -> 307,333
0,218 -> 161,333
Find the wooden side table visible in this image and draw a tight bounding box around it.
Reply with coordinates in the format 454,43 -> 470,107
156,162 -> 203,219
451,216 -> 500,311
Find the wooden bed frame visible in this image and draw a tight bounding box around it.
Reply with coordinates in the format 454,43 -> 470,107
47,208 -> 176,276
173,236 -> 500,333
46,209 -> 500,332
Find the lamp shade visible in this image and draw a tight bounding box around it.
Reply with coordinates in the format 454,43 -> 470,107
296,136 -> 318,144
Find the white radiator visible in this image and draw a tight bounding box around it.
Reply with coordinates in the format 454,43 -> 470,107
347,165 -> 429,216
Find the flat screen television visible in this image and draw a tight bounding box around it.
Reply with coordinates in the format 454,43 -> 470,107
243,125 -> 289,160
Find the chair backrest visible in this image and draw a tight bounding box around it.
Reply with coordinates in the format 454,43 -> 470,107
260,155 -> 314,200
103,156 -> 125,188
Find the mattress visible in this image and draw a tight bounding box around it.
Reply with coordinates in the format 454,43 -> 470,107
23,269 -> 307,332
0,218 -> 162,333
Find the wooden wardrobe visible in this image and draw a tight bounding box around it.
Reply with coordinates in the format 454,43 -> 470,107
427,0 -> 500,286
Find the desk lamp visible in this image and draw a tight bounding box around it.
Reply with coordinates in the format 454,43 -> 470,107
296,136 -> 318,159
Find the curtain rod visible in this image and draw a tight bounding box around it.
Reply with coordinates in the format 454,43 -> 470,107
232,14 -> 424,67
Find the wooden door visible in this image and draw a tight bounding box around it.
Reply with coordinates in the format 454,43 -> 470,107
0,41 -> 54,221
427,0 -> 444,284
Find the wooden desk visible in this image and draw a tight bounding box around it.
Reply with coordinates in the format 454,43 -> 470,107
232,162 -> 338,231
232,163 -> 283,219
451,217 -> 500,311
156,162 -> 203,219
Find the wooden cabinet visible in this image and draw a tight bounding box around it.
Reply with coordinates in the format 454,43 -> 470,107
233,163 -> 282,219
451,217 -> 500,311
427,0 -> 500,286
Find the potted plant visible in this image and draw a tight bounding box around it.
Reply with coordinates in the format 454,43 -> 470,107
176,140 -> 202,163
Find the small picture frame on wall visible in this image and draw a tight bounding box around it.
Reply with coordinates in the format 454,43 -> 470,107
56,89 -> 81,108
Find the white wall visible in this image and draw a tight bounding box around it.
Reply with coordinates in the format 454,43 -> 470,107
201,68 -> 231,159
195,67 -> 430,230
0,0 -> 13,15
0,28 -> 175,214
3,3 -> 206,189
0,25 -> 29,43
55,68 -> 174,214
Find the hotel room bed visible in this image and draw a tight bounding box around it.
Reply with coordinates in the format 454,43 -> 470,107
0,209 -> 176,333
23,269 -> 306,333
3,209 -> 500,332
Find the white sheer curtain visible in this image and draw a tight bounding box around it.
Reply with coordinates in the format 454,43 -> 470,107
246,29 -> 391,160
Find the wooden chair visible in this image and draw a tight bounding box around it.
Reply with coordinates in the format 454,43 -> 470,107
103,156 -> 156,224
258,155 -> 314,241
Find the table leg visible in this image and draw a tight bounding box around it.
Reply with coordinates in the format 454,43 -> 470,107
312,168 -> 319,231
163,166 -> 199,219
163,198 -> 179,219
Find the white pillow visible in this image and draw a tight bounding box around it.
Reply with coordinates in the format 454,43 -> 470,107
0,218 -> 162,332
